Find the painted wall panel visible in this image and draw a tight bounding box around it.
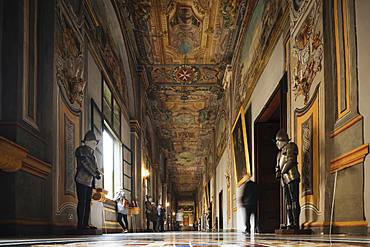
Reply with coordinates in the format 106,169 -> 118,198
356,0 -> 370,229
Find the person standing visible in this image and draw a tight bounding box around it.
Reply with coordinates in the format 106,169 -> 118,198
241,180 -> 259,234
207,207 -> 212,231
114,190 -> 129,233
157,204 -> 165,232
75,130 -> 101,230
144,195 -> 152,231
151,202 -> 158,232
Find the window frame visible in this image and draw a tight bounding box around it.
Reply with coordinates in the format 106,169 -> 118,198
102,124 -> 122,199
102,78 -> 121,138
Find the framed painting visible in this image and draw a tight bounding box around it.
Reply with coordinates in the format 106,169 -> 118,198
232,107 -> 251,187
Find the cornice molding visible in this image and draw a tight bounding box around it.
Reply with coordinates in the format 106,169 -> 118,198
0,137 -> 51,178
330,115 -> 363,138
330,144 -> 369,173
0,137 -> 27,172
303,220 -> 368,228
130,120 -> 142,134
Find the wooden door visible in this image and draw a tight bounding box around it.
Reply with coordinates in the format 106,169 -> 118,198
255,122 -> 281,233
219,190 -> 223,230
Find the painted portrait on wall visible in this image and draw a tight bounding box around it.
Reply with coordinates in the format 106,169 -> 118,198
232,107 -> 251,186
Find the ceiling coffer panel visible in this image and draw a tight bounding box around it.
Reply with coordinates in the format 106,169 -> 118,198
120,0 -> 247,196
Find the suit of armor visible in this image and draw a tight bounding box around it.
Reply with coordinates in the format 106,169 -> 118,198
75,145 -> 100,187
275,129 -> 301,229
75,130 -> 101,230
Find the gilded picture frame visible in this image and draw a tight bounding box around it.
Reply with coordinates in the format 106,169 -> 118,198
231,107 -> 251,187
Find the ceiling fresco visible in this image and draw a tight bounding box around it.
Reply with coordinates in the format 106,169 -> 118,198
119,0 -> 248,195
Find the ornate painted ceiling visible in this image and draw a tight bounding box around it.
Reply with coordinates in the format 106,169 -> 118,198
119,0 -> 248,195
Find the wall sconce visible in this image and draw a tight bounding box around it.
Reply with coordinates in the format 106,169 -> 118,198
166,202 -> 170,207
142,168 -> 150,179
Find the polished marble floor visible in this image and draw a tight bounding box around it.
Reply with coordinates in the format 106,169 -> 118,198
1,232 -> 370,247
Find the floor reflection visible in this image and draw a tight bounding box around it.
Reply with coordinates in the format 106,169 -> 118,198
1,232 -> 370,247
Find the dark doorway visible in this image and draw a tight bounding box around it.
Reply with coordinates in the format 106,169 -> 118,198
254,74 -> 287,233
218,190 -> 223,231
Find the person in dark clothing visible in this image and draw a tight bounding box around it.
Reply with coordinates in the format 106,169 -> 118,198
144,195 -> 152,231
75,130 -> 102,230
151,202 -> 158,232
207,207 -> 212,231
157,204 -> 165,232
241,180 -> 259,234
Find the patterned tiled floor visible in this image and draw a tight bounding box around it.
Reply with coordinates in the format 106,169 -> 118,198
1,232 -> 370,246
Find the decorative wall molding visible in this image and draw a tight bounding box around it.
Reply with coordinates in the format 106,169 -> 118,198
130,120 -> 142,134
22,0 -> 39,129
56,3 -> 86,111
0,137 -> 28,172
290,0 -> 311,32
330,144 -> 369,173
330,115 -> 363,138
56,97 -> 80,216
22,155 -> 52,179
303,220 -> 368,228
292,0 -> 323,104
295,84 -> 320,209
334,0 -> 350,119
83,0 -> 100,27
0,122 -> 47,144
332,0 -> 360,128
0,137 -> 51,177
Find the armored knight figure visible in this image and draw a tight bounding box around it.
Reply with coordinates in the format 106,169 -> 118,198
75,130 -> 101,230
275,129 -> 301,229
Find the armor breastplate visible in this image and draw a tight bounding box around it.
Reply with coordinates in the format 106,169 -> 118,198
277,142 -> 300,184
75,145 -> 98,187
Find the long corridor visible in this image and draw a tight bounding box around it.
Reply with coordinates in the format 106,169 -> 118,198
1,0 -> 370,241
1,233 -> 370,247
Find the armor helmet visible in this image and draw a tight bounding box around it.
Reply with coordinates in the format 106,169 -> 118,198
82,130 -> 99,143
275,129 -> 290,142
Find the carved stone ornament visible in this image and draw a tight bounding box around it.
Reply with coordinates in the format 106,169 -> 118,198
173,65 -> 200,84
292,1 -> 323,104
225,171 -> 231,188
290,0 -> 311,30
56,13 -> 86,108
119,0 -> 152,26
220,0 -> 236,29
102,38 -> 125,98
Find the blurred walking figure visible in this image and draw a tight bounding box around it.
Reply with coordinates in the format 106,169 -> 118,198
157,204 -> 166,232
241,180 -> 259,234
